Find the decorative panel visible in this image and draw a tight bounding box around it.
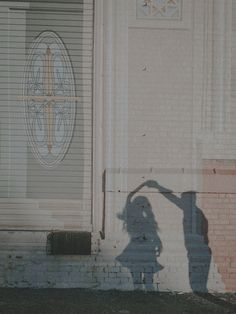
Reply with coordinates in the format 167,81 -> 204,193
136,0 -> 182,20
128,0 -> 191,29
23,31 -> 76,168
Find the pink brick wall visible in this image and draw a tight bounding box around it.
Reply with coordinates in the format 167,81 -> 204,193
202,160 -> 236,291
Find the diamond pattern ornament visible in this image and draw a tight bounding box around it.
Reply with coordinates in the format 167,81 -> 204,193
137,0 -> 181,19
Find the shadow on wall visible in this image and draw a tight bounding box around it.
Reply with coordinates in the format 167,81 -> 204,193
116,182 -> 164,291
153,181 -> 211,293
116,180 -> 212,292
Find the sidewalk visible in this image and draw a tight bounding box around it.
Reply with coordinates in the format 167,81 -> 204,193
0,289 -> 235,314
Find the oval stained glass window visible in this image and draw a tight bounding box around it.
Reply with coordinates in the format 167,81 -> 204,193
23,31 -> 76,168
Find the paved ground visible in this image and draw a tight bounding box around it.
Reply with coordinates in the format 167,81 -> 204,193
0,289 -> 235,314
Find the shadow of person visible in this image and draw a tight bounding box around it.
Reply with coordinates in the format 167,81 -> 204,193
116,182 -> 164,291
152,181 -> 212,292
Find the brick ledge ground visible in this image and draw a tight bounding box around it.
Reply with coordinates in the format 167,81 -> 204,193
0,289 -> 235,314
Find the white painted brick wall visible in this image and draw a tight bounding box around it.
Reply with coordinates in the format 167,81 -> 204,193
0,0 -> 234,292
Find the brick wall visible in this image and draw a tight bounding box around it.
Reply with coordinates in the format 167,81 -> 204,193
202,160 -> 236,291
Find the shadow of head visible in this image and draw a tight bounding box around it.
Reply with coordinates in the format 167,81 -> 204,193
118,196 -> 159,236
118,196 -> 154,220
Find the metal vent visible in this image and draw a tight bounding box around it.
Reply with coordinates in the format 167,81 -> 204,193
47,231 -> 91,255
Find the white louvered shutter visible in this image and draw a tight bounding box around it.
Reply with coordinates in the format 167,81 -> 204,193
0,0 -> 94,231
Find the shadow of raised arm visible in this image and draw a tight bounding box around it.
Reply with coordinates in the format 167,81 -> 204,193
117,182 -> 147,220
118,180 -> 161,220
154,182 -> 183,210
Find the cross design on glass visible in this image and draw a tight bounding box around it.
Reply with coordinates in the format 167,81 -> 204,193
21,45 -> 79,155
